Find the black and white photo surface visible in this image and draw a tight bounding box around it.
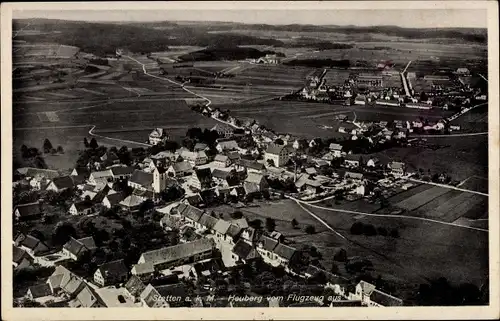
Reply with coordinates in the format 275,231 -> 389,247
1,1 -> 499,320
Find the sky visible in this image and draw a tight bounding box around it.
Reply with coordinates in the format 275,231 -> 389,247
13,8 -> 488,29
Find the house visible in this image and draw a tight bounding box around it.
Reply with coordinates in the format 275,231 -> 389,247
109,166 -> 135,181
124,275 -> 147,299
13,245 -> 33,271
189,168 -> 213,191
305,167 -> 317,175
137,238 -> 216,272
256,235 -> 279,264
354,94 -> 366,105
214,154 -> 231,168
71,167 -> 90,177
47,265 -> 85,298
239,227 -> 261,245
456,67 -> 470,75
166,161 -> 193,177
231,239 -> 259,264
194,143 -> 208,151
14,202 -> 42,221
26,283 -> 53,303
17,234 -> 49,257
102,193 -> 125,209
149,128 -> 169,145
128,170 -> 153,190
388,161 -> 406,177
70,284 -> 106,308
196,213 -> 219,231
349,280 -> 403,307
185,193 -> 204,207
16,167 -> 61,180
211,124 -> 234,139
212,219 -> 232,241
180,150 -> 208,166
329,143 -> 343,157
366,157 -> 380,168
225,224 -> 243,246
63,236 -> 97,261
94,259 -> 129,287
160,213 -> 184,231
131,262 -> 155,280
177,203 -> 204,226
68,201 -> 95,216
235,159 -> 266,173
344,171 -> 364,181
243,172 -> 268,195
270,243 -> 297,267
189,258 -> 225,281
88,170 -> 113,185
264,144 -> 291,167
119,194 -> 145,212
139,284 -> 169,308
344,155 -> 361,168
46,176 -> 77,192
216,140 -> 239,153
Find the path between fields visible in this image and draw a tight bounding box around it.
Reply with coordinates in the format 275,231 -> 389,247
88,125 -> 151,147
124,55 -> 246,130
403,177 -> 488,196
287,195 -> 488,233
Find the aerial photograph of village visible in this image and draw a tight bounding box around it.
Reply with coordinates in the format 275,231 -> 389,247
10,6 -> 490,309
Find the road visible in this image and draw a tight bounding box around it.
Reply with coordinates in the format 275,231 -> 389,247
478,74 -> 488,82
288,195 -> 488,233
88,125 -> 151,147
403,177 -> 489,196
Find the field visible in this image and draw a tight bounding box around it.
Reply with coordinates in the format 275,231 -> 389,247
299,202 -> 489,297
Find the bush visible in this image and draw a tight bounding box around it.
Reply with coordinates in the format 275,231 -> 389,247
350,222 -> 364,235
291,218 -> 299,229
363,224 -> 377,236
377,227 -> 388,236
390,229 -> 400,238
333,248 -> 347,262
305,225 -> 316,234
230,211 -> 243,219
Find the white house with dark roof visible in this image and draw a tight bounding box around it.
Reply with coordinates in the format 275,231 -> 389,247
166,161 -> 193,177
211,124 -> 234,139
93,259 -> 129,286
349,280 -> 403,307
63,236 -> 97,261
216,140 -> 239,153
16,234 -> 49,257
344,154 -> 361,168
243,172 -> 268,195
14,202 -> 43,221
264,144 -> 291,167
180,150 -> 208,166
329,143 -> 343,157
270,243 -> 298,268
69,201 -> 95,216
388,161 -> 406,177
214,154 -> 231,168
149,128 -> 169,145
137,238 -> 215,272
102,193 -> 125,209
26,283 -> 53,304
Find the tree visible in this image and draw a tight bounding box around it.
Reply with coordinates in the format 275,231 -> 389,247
57,146 -> 64,153
266,159 -> 275,167
52,222 -> 77,246
291,218 -> 299,229
305,225 -> 316,234
248,219 -> 262,229
230,211 -> 243,219
50,148 -> 57,155
43,139 -> 53,154
274,138 -> 284,145
377,227 -> 388,236
350,222 -> 364,235
389,228 -> 400,238
363,224 -> 377,236
84,137 -> 90,148
333,248 -> 347,262
331,262 -> 339,274
265,218 -> 276,232
20,145 -> 29,158
89,138 -> 99,149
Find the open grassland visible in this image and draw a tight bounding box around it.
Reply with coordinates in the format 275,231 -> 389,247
302,204 -> 489,291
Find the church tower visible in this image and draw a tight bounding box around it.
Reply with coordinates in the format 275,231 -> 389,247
152,166 -> 168,193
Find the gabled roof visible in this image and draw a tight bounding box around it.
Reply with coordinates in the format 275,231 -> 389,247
237,159 -> 266,171
198,214 -> 218,230
212,219 -> 231,234
212,169 -> 230,179
72,201 -> 93,212
329,143 -> 343,151
179,204 -> 204,222
132,262 -> 155,275
13,245 -> 30,264
28,283 -> 52,298
139,239 -> 215,266
74,284 -> 104,308
110,166 -> 135,176
344,171 -> 364,180
214,154 -> 229,162
194,143 -> 208,151
232,239 -> 258,260
245,172 -> 265,184
171,161 -> 193,173
266,144 -> 286,155
50,176 -> 76,189
124,275 -> 146,298
258,235 -> 278,252
129,170 -> 153,188
90,170 -> 113,179
194,168 -> 213,189
226,224 -> 242,238
344,154 -> 360,162
273,243 -> 296,260
370,289 -> 404,306
96,259 -> 128,281
216,140 -> 238,150
149,128 -> 167,138
104,193 -> 125,206
231,217 -> 249,229
14,202 -> 41,218
186,194 -> 204,206
389,161 -> 405,169
120,194 -> 145,208
243,182 -> 260,195
63,237 -> 87,257
20,235 -> 46,251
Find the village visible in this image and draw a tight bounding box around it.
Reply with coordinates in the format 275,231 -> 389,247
12,103 -> 429,308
